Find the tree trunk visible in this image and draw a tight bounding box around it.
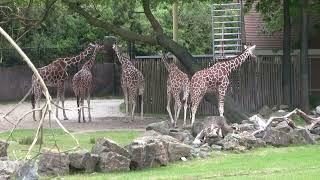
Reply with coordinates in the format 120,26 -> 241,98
282,0 -> 292,107
300,0 -> 310,112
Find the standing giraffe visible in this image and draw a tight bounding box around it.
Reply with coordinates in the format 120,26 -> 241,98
112,44 -> 144,119
72,43 -> 104,123
161,53 -> 189,127
190,45 -> 256,125
31,43 -> 97,121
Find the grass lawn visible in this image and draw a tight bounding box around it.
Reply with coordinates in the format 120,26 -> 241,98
1,129 -> 319,179
0,129 -> 140,159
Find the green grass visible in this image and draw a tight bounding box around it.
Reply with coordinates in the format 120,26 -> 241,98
0,129 -> 140,159
65,144 -> 320,180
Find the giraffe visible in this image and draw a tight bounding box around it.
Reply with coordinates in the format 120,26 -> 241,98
161,53 -> 189,127
72,43 -> 104,123
190,44 -> 256,125
112,44 -> 144,120
31,43 -> 98,121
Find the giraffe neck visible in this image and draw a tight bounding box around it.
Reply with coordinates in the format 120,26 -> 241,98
225,50 -> 251,72
83,46 -> 99,70
115,49 -> 133,69
64,45 -> 95,68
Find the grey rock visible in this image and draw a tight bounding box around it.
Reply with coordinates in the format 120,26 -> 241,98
273,121 -> 293,133
0,161 -> 25,180
258,105 -> 273,118
210,144 -> 222,151
217,134 -> 241,150
127,137 -> 169,169
263,129 -> 291,147
279,104 -> 289,110
236,123 -> 256,132
238,132 -> 266,149
91,138 -> 129,158
289,129 -> 315,145
0,141 -> 8,158
127,135 -> 192,169
146,121 -> 170,135
69,150 -> 99,173
169,129 -> 194,145
98,152 -> 130,172
310,126 -> 320,135
38,151 -> 70,176
15,162 -> 38,180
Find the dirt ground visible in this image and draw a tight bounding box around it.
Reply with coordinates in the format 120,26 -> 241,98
0,99 -> 166,133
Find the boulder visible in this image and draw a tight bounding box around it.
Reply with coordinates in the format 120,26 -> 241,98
316,105 -> 320,115
310,126 -> 320,135
192,121 -> 205,137
216,134 -> 242,151
146,121 -> 170,135
263,129 -> 291,147
169,129 -> 194,145
236,123 -> 256,132
98,152 -> 130,172
91,138 -> 129,158
258,105 -> 273,118
238,132 -> 266,149
38,151 -> 70,176
15,162 -> 38,180
127,134 -> 192,169
69,150 -> 99,173
0,161 -> 25,180
289,129 -> 315,145
273,121 -> 293,133
279,104 -> 289,110
0,140 -> 8,158
127,137 -> 169,169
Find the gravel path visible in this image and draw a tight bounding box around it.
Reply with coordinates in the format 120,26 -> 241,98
0,99 -> 165,133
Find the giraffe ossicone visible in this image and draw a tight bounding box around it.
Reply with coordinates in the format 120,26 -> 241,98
189,44 -> 256,125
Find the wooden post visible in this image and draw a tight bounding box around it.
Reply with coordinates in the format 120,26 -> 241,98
172,1 -> 178,63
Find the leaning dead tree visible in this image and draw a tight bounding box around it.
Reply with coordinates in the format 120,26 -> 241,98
0,26 -> 79,159
252,108 -> 320,136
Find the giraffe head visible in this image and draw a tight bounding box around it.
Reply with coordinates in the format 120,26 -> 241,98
244,44 -> 256,59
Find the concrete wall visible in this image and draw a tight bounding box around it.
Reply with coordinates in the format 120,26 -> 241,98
0,63 -> 116,101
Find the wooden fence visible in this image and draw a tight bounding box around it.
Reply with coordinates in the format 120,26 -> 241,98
128,50 -> 305,115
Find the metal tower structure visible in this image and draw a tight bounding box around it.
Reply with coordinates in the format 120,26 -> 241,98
212,2 -> 243,59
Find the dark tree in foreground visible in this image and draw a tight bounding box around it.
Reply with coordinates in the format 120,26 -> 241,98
62,0 -> 249,122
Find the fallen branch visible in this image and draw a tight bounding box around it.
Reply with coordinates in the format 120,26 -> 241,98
252,109 -> 298,136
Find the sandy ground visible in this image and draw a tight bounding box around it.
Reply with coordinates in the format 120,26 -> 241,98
0,99 -> 166,133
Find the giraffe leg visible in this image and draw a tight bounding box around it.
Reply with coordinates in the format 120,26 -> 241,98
56,89 -> 60,119
87,94 -> 92,122
174,95 -> 182,128
218,94 -> 225,117
121,75 -> 129,115
76,96 -> 81,123
183,97 -> 188,127
191,94 -> 203,126
166,91 -> 174,125
61,85 -> 68,120
140,93 -> 144,119
81,99 -> 86,123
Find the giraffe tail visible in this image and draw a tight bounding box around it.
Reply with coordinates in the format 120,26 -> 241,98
76,96 -> 80,108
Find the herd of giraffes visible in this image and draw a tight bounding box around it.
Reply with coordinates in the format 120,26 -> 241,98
30,41 -> 256,127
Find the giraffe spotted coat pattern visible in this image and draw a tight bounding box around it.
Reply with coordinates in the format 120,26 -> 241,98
161,53 -> 189,127
31,43 -> 97,121
113,44 -> 145,119
190,45 -> 256,125
72,43 -> 104,123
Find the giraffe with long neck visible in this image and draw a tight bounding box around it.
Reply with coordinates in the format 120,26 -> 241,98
113,44 -> 144,120
190,45 -> 256,125
72,43 -> 104,123
161,53 -> 189,127
31,43 -> 97,121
